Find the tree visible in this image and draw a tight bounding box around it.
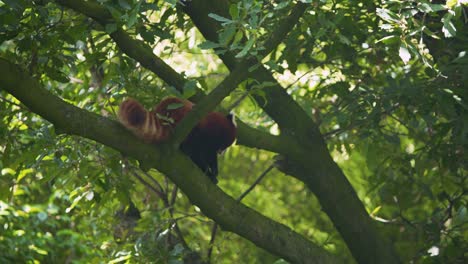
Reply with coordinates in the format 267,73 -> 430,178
0,0 -> 466,263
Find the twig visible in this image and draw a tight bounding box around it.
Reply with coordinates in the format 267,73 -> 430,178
134,166 -> 165,196
130,167 -> 191,249
207,164 -> 275,262
237,164 -> 274,202
206,223 -> 218,262
227,90 -> 250,112
129,169 -> 165,199
170,185 -> 178,207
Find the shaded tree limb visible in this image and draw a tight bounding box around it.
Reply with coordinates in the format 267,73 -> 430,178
171,1 -> 307,145
0,58 -> 341,264
170,58 -> 254,145
259,2 -> 309,58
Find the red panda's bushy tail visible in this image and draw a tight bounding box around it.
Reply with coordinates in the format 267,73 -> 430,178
118,97 -> 193,143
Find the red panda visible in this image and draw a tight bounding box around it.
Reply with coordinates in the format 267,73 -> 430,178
118,97 -> 236,183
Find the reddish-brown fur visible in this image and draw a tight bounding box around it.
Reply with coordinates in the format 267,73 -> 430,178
118,97 -> 193,143
118,97 -> 236,183
197,112 -> 236,152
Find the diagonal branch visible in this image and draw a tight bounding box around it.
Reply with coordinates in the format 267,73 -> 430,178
181,1 -> 322,137
171,2 -> 307,145
170,58 -> 254,145
0,57 -> 341,264
260,2 -> 308,58
56,0 -> 188,94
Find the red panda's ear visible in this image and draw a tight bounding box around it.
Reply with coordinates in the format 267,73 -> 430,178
118,98 -> 147,128
226,112 -> 237,128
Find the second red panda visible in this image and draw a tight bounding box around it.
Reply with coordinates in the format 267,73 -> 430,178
118,97 -> 236,183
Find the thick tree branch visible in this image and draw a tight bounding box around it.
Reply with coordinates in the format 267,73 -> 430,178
182,1 -> 401,263
235,119 -> 303,156
171,1 -> 307,145
181,1 -> 321,139
260,2 -> 308,57
0,58 -> 341,264
55,0 -> 188,95
171,58 -> 254,145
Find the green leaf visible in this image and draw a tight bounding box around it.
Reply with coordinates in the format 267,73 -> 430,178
152,27 -> 172,40
105,23 -> 118,34
232,29 -> 244,45
219,24 -> 237,45
399,44 -> 411,64
338,34 -> 351,45
127,6 -> 139,28
442,13 -> 457,38
166,103 -> 184,110
370,206 -> 382,216
383,133 -> 400,145
183,80 -> 197,98
17,168 -> 33,183
106,6 -> 123,21
423,27 -> 441,39
139,27 -> 155,43
208,13 -> 233,24
229,4 -> 239,19
198,40 -> 222,50
46,69 -> 70,83
249,14 -> 259,28
235,37 -> 255,58
118,0 -> 132,10
274,1 -> 291,10
2,0 -> 25,10
170,243 -> 184,256
376,8 -> 400,23
446,0 -> 458,8
376,35 -> 399,44
417,3 -> 446,13
165,0 -> 178,7
1,168 -> 16,176
37,211 -> 48,221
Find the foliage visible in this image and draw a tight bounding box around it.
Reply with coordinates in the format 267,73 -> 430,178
1,0 -> 467,263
